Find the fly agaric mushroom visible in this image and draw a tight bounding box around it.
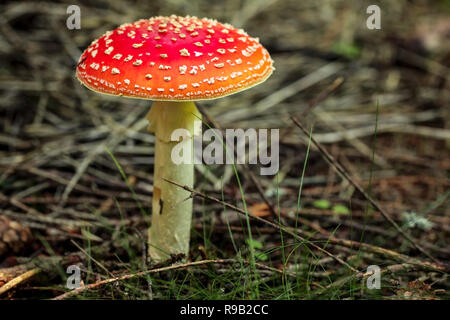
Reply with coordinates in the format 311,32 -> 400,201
76,15 -> 274,261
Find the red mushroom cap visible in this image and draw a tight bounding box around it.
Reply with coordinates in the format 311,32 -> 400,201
76,15 -> 274,101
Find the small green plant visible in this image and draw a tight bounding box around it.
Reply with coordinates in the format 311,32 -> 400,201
332,204 -> 350,215
332,41 -> 361,59
245,238 -> 268,261
313,199 -> 331,209
402,212 -> 434,230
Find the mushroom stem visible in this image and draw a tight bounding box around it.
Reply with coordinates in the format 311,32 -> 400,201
146,101 -> 201,262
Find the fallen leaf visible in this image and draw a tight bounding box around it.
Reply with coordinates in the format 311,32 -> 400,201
248,203 -> 272,217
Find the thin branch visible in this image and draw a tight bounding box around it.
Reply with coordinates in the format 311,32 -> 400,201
163,178 -> 357,273
290,116 -> 441,265
196,102 -> 278,217
52,259 -> 236,300
0,268 -> 42,296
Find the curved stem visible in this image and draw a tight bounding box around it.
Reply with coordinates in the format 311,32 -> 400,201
146,101 -> 201,262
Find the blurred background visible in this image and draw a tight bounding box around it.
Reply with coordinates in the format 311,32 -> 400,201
0,0 -> 449,299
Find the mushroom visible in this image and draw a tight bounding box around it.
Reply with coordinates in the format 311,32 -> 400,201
76,15 -> 274,261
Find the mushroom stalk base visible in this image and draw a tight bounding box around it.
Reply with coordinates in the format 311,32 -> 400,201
146,101 -> 201,262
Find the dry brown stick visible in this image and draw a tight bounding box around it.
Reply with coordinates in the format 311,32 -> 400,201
242,78 -> 344,216
291,214 -> 447,271
197,76 -> 343,218
196,102 -> 278,217
290,116 -> 440,264
163,178 -> 357,273
0,192 -> 41,215
0,263 -> 35,285
0,267 -> 42,296
299,77 -> 344,117
289,213 -> 449,271
52,255 -> 306,301
279,78 -> 344,145
327,237 -> 447,272
52,259 -> 232,300
24,167 -> 151,203
311,263 -> 423,298
70,240 -> 115,278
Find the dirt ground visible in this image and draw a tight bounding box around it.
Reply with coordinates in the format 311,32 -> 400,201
0,0 -> 449,300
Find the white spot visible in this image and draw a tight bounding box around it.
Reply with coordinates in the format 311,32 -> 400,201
242,49 -> 252,57
180,48 -> 190,56
91,50 -> 98,58
179,65 -> 187,74
113,54 -> 122,60
189,66 -> 198,75
90,62 -> 100,70
133,59 -> 143,66
104,47 -> 114,55
124,79 -> 130,85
